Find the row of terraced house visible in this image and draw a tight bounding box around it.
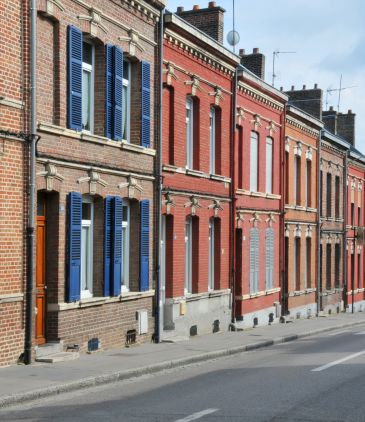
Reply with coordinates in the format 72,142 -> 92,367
1,0 -> 364,367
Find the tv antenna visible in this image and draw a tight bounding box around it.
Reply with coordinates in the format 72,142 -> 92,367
226,0 -> 240,53
272,50 -> 296,87
325,74 -> 357,111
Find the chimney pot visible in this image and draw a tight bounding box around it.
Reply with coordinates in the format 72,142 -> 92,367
348,109 -> 352,114
329,106 -> 334,111
291,85 -> 295,91
177,6 -> 184,12
193,4 -> 200,10
280,87 -> 283,91
239,48 -> 245,57
314,83 -> 318,89
208,1 -> 217,7
253,48 -> 259,54
303,85 -> 306,90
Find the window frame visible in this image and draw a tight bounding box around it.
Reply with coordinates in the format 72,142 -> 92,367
185,217 -> 193,294
81,196 -> 94,299
121,201 -> 130,292
208,218 -> 215,291
186,97 -> 194,169
81,40 -> 95,134
209,107 -> 216,175
122,60 -> 131,142
265,137 -> 273,194
250,131 -> 259,192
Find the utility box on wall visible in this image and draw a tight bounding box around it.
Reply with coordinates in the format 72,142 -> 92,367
137,310 -> 148,335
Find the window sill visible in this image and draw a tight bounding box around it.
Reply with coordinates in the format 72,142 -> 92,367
0,293 -> 24,304
236,189 -> 281,200
237,287 -> 281,301
288,288 -> 316,297
162,165 -> 231,184
37,122 -> 156,156
48,290 -> 155,311
321,289 -> 342,296
184,289 -> 231,302
347,288 -> 365,295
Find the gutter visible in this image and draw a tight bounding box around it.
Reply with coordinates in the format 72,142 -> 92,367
24,0 -> 37,364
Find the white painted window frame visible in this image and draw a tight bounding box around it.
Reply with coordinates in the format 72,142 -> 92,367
122,60 -> 131,143
81,196 -> 94,299
121,201 -> 130,292
82,40 -> 95,134
266,137 -> 273,194
185,217 -> 193,294
250,132 -> 259,192
208,218 -> 215,291
209,107 -> 216,175
186,97 -> 194,169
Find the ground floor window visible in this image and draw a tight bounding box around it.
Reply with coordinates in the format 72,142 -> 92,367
81,196 -> 93,298
185,217 -> 192,294
121,202 -> 130,292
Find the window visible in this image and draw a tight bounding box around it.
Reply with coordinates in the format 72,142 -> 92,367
335,176 -> 340,218
82,41 -> 94,132
122,61 -> 131,142
238,127 -> 243,189
320,171 -> 323,216
209,107 -> 216,174
208,219 -> 215,291
250,132 -> 259,192
358,249 -> 362,289
265,228 -> 274,290
121,202 -> 130,291
326,244 -> 332,290
327,173 -> 332,217
351,203 -> 355,226
266,137 -> 273,194
185,217 -> 192,294
306,160 -> 312,208
335,244 -> 341,288
81,197 -> 93,298
285,151 -> 289,204
306,238 -> 311,289
294,156 -> 301,206
186,97 -> 194,169
250,228 -> 259,293
294,237 -> 301,291
358,206 -> 361,227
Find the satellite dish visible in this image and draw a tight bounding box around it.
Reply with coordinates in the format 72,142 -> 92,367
227,30 -> 240,47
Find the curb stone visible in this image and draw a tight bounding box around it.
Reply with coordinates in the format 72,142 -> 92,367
1,318 -> 365,409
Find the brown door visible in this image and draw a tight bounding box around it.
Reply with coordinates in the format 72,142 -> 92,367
36,193 -> 47,345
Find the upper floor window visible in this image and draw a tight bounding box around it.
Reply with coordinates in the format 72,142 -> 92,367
306,160 -> 312,208
250,132 -> 259,192
82,41 -> 94,132
265,137 -> 273,194
294,155 -> 301,205
122,61 -> 131,142
186,97 -> 194,169
327,173 -> 332,217
335,176 -> 340,218
209,107 -> 216,174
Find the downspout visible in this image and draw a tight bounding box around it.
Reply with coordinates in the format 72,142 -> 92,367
280,105 -> 287,316
155,6 -> 164,343
24,0 -> 37,364
230,66 -> 239,324
343,152 -> 351,312
316,130 -> 322,316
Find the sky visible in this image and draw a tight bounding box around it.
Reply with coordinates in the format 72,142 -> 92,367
166,0 -> 365,152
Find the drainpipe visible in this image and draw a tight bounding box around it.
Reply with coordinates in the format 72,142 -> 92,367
155,6 -> 164,343
316,130 -> 322,316
24,0 -> 37,364
230,66 -> 239,324
280,105 -> 287,316
343,152 -> 351,312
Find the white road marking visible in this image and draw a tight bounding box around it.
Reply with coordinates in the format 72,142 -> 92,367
328,330 -> 349,336
174,408 -> 219,422
311,350 -> 365,372
354,330 -> 365,335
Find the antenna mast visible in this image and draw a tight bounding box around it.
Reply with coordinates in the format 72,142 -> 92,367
272,50 -> 296,87
325,75 -> 357,110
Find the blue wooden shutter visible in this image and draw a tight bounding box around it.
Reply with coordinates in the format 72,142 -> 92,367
103,196 -> 113,296
67,26 -> 83,131
67,192 -> 82,302
139,200 -> 150,291
105,45 -> 114,139
141,61 -> 151,148
113,46 -> 123,141
111,196 -> 123,296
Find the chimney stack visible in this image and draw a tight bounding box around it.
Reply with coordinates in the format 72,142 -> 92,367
322,107 -> 356,145
285,85 -> 323,120
176,2 -> 226,44
240,47 -> 266,80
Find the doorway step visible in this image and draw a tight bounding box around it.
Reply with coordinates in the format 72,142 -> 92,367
35,342 -> 79,363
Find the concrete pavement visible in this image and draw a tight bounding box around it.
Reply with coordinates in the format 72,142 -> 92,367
0,312 -> 364,409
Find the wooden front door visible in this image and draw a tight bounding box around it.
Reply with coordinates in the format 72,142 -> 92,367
36,193 -> 47,345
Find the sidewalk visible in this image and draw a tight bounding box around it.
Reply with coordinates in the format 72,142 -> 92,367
1,312 -> 365,408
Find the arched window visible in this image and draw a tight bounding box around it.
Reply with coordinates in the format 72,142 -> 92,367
250,132 -> 259,192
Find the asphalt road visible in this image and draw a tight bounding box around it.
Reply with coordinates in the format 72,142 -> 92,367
2,325 -> 365,422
